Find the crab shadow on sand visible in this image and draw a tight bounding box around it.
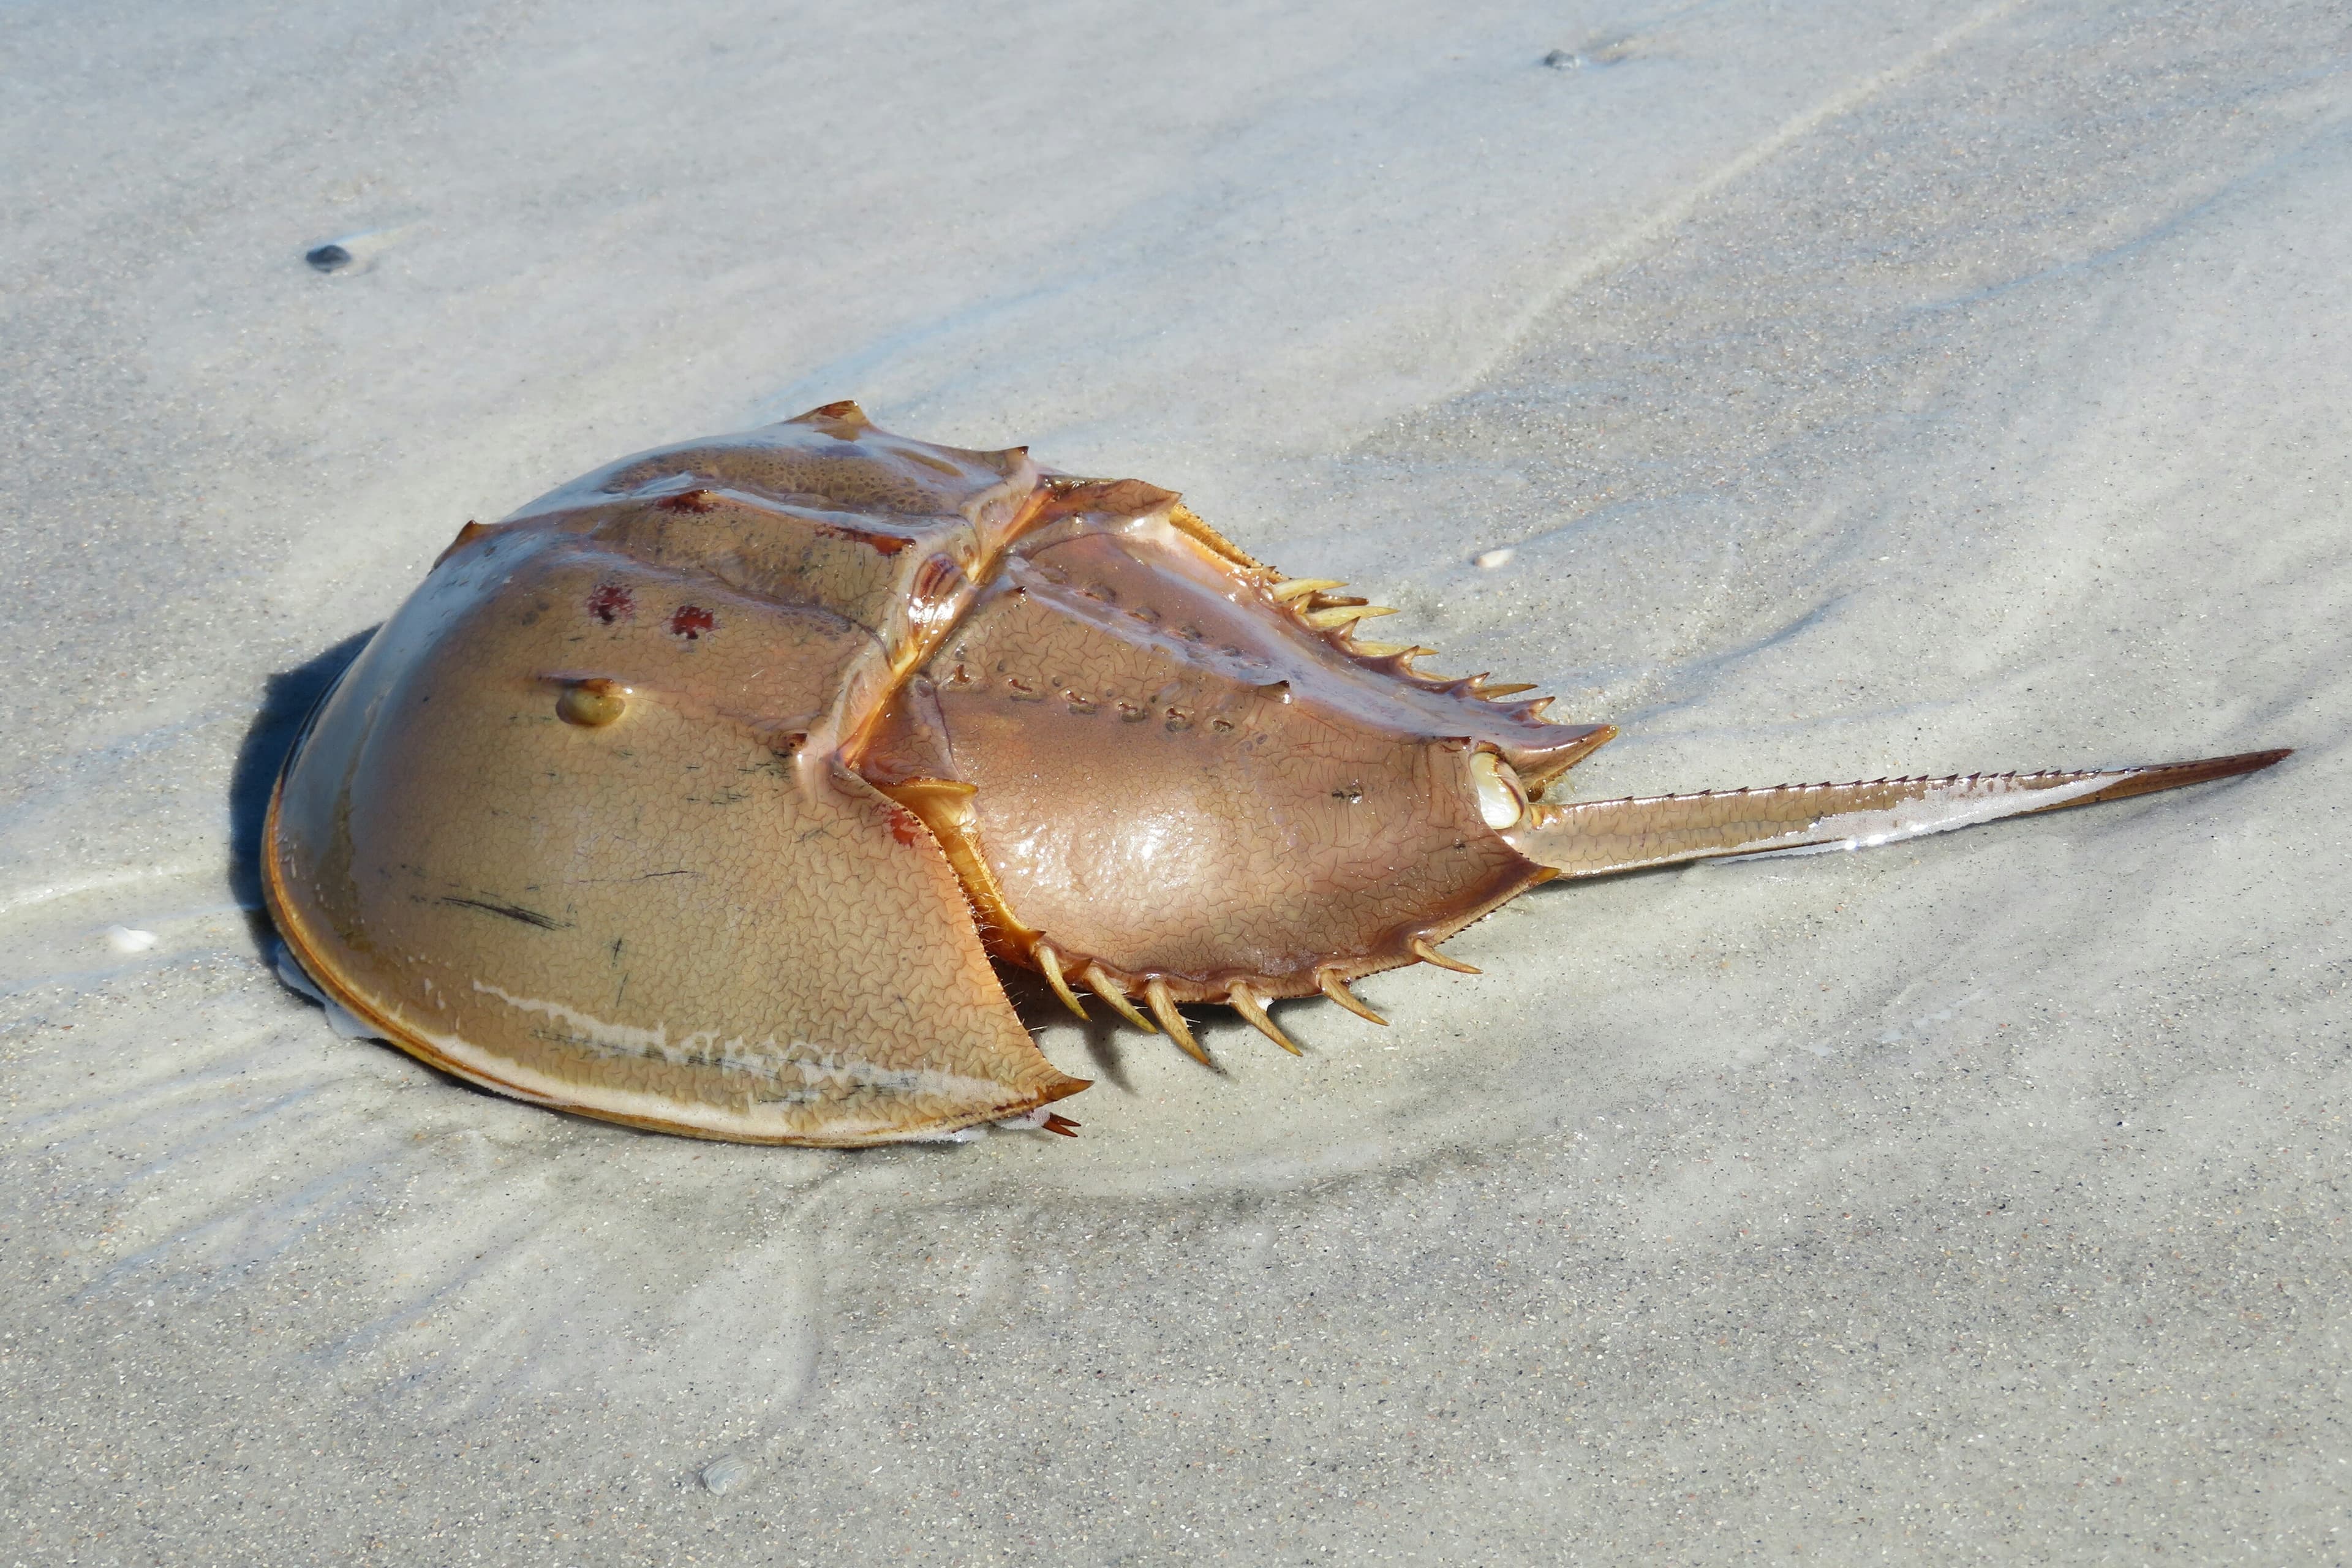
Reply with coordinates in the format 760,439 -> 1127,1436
227,627 -> 377,957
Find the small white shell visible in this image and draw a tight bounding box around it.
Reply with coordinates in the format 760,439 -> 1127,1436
103,925 -> 157,954
700,1454 -> 752,1494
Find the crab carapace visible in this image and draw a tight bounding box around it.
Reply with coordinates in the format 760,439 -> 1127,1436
263,403 -> 2288,1144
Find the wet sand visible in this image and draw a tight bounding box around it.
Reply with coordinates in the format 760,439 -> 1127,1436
4,1 -> 2346,1561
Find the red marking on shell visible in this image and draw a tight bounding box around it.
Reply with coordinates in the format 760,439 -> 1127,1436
586,583 -> 635,624
669,605 -> 715,640
815,521 -> 911,555
657,489 -> 720,513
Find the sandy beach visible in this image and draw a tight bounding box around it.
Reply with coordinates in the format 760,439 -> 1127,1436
4,0 -> 2346,1561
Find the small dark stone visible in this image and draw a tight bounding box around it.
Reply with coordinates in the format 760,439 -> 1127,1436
1541,48 -> 1583,69
305,243 -> 353,273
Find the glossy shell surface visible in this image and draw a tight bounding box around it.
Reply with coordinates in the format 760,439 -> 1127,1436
266,403 -> 2286,1145
265,404 -> 1607,1144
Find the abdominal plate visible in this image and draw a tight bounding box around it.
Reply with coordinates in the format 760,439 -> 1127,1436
863,475 -> 1613,1062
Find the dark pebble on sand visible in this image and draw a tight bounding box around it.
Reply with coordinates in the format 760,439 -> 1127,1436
306,243 -> 353,273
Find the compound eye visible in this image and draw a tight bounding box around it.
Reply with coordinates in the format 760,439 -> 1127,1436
1469,751 -> 1528,830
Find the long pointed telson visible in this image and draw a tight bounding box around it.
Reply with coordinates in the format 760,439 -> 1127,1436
1500,751 -> 2290,878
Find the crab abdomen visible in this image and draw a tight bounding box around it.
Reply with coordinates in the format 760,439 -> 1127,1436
864,481 -> 1608,1002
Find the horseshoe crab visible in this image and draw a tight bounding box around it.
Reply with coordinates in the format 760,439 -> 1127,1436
263,402 -> 2288,1145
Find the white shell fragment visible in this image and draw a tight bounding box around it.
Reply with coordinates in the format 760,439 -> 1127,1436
701,1454 -> 752,1494
103,925 -> 158,954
